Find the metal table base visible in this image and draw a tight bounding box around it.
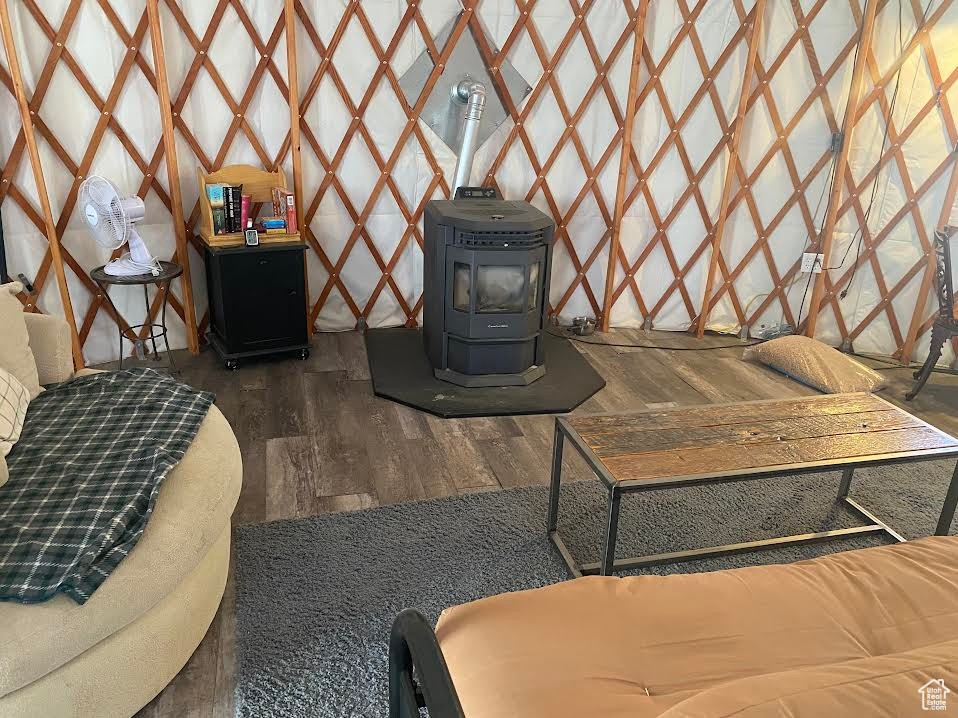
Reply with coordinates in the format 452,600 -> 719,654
547,417 -> 958,578
91,261 -> 182,373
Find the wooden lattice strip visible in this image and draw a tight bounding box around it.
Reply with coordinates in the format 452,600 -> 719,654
146,0 -> 198,352
551,128 -> 638,314
608,0 -> 757,326
901,171 -> 958,366
700,0 -> 862,335
23,4 -> 170,230
805,0 -> 881,337
163,0 -> 278,198
606,5 -> 739,321
705,4 -> 858,331
897,0 -> 958,364
3,0 -> 190,356
296,1 -> 417,323
819,146 -> 957,340
10,0 -> 200,353
811,0 -> 955,351
0,0 -> 83,311
44,6 -> 170,349
282,0 -> 308,336
522,1 -> 643,317
657,0 -> 766,327
0,0 -> 83,364
696,0 -> 767,336
308,3 -> 472,322
161,0 -> 298,334
476,0 -> 627,319
471,1 -> 605,316
609,0 -> 741,321
301,2 -> 450,324
833,4 -> 940,348
0,70 -> 54,312
545,0 -> 646,318
601,0 -> 650,331
294,0 -> 377,309
347,5 -> 478,320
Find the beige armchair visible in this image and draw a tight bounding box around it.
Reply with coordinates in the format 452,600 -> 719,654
0,313 -> 242,718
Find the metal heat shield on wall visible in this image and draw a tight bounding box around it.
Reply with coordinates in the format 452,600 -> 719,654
398,13 -> 532,153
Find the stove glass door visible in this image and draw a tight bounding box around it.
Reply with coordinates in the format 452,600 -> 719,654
528,261 -> 540,310
453,262 -> 471,312
476,265 -> 526,313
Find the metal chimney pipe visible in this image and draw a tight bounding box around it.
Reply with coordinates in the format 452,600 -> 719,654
451,80 -> 486,195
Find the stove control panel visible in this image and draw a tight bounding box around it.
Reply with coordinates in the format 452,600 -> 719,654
454,186 -> 500,200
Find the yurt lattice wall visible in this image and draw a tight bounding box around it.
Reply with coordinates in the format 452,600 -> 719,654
697,0 -> 864,339
606,0 -> 764,332
807,0 -> 958,367
0,0 -> 201,366
155,0 -> 300,340
0,0 -> 955,369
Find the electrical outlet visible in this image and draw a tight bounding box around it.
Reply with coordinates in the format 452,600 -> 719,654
801,252 -> 824,273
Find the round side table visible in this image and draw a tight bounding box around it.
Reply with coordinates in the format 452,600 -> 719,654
90,261 -> 183,372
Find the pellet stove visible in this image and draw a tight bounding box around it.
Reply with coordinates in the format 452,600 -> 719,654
423,188 -> 554,387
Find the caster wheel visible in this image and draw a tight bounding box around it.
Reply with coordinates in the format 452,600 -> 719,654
225,360 -> 239,371
913,369 -> 922,379
300,348 -> 310,360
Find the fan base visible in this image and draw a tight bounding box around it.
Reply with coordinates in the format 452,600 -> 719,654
104,256 -> 160,277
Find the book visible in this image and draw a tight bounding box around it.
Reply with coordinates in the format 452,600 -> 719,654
206,183 -> 225,208
223,185 -> 235,233
211,207 -> 227,235
265,227 -> 287,235
207,183 -> 227,234
284,192 -> 298,234
271,186 -> 284,217
223,184 -> 243,233
230,185 -> 243,231
241,194 -> 251,230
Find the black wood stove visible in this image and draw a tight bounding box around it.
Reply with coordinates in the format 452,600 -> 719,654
423,188 -> 554,387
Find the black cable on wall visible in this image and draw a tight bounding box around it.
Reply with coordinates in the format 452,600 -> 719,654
0,206 -> 8,284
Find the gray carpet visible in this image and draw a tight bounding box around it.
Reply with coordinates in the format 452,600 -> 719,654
234,460 -> 958,717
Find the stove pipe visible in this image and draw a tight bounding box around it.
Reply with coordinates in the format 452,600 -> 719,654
451,80 -> 486,194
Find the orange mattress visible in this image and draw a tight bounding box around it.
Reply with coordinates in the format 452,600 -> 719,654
436,537 -> 958,717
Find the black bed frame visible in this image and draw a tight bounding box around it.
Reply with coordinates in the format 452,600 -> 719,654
389,609 -> 464,718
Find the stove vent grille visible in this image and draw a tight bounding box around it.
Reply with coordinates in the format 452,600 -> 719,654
456,229 -> 546,248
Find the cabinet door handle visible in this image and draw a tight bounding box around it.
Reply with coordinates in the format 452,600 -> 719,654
259,259 -> 269,266
288,289 -> 297,296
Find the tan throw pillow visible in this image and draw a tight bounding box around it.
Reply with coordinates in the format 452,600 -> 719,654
743,335 -> 887,394
0,367 -> 30,488
0,282 -> 42,399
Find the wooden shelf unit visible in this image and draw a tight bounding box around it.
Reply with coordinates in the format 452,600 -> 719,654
197,163 -> 300,247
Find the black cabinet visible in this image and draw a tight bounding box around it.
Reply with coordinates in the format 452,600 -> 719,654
204,241 -> 310,369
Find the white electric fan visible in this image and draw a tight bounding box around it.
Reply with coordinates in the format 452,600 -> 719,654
78,176 -> 160,276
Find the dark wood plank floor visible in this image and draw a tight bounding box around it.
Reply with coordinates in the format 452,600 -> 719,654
136,329 -> 957,717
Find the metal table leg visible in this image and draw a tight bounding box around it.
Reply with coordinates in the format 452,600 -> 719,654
154,279 -> 177,373
546,418 -> 585,578
94,279 -> 126,370
836,467 -> 854,500
547,420 -> 564,533
600,485 -> 621,576
936,461 -> 958,536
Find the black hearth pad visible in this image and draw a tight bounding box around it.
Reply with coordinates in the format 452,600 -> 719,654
364,328 -> 605,418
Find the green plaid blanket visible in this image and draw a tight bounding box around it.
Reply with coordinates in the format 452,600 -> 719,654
0,368 -> 214,604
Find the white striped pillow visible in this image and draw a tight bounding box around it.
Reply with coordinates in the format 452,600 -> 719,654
0,367 -> 30,488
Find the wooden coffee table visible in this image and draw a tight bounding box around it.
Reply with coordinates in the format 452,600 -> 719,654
547,393 -> 958,577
